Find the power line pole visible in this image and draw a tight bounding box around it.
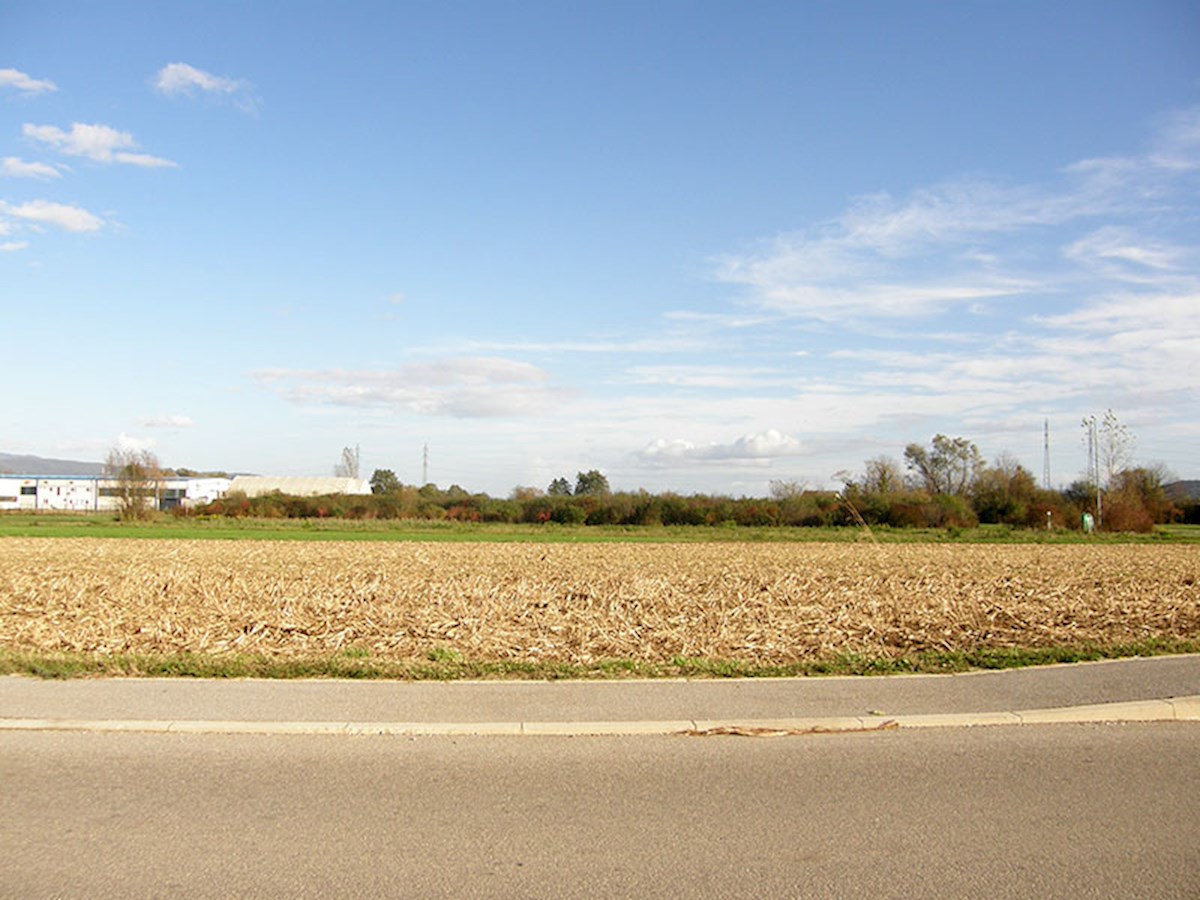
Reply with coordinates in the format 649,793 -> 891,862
1083,415 -> 1102,527
1042,419 -> 1051,490
422,443 -> 429,486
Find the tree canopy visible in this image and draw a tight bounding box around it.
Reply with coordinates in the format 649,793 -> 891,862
369,468 -> 401,495
904,434 -> 984,496
574,470 -> 611,496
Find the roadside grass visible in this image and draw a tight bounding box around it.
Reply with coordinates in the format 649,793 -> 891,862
3,639 -> 1197,681
1,512 -> 1197,543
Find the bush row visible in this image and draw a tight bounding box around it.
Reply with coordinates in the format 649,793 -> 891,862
191,482 -> 1185,532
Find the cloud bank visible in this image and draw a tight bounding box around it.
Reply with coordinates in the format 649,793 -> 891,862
255,357 -> 566,418
714,111 -> 1199,324
638,429 -> 802,466
141,415 -> 195,428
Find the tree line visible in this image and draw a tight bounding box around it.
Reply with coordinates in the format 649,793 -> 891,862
192,433 -> 1189,532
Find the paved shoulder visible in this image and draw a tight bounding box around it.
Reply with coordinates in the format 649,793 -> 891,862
2,655 -> 1198,735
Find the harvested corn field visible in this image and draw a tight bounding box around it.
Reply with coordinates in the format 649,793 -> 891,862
2,538 -> 1197,673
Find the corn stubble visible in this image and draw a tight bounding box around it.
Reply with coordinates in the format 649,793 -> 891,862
2,538 -> 1197,666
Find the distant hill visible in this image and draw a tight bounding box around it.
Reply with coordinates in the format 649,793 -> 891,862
1165,480 -> 1200,502
0,453 -> 105,476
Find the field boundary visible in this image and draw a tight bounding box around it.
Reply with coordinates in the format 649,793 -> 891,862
4,640 -> 1200,681
2,514 -> 1199,543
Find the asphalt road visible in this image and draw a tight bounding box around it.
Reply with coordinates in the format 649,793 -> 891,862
3,723 -> 1197,898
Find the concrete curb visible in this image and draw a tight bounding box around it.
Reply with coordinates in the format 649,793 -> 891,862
1,695 -> 1196,737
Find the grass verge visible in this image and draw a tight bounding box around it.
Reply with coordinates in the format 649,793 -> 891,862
3,639 -> 1197,681
2,513 -> 1198,543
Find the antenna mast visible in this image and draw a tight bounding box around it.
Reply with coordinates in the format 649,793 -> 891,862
422,443 -> 429,486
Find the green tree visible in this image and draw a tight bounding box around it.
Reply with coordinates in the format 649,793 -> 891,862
547,477 -> 573,496
904,435 -> 984,496
369,468 -> 401,495
971,452 -> 1037,524
574,469 -> 611,496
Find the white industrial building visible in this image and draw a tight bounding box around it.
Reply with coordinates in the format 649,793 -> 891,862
0,475 -> 232,513
0,473 -> 373,512
226,476 -> 372,497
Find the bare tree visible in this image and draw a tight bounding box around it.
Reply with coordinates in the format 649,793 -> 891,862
768,479 -> 807,500
104,446 -> 162,521
1099,409 -> 1134,487
509,486 -> 544,501
334,445 -> 361,479
859,456 -> 905,494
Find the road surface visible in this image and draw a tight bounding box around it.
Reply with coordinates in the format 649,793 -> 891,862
3,657 -> 1198,897
2,724 -> 1196,898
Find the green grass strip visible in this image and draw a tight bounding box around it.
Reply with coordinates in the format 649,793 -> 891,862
2,639 -> 1197,681
2,515 -> 1199,543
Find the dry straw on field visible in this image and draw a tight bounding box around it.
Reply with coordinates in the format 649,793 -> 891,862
2,538 -> 1197,667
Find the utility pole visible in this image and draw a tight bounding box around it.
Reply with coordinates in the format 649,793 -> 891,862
422,443 -> 429,486
1042,419 -> 1051,490
1083,415 -> 1102,527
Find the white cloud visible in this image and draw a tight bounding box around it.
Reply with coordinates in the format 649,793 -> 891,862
0,199 -> 104,232
714,109 -> 1199,323
637,429 -> 802,465
1063,227 -> 1184,275
115,432 -> 155,453
662,310 -> 780,329
113,152 -> 176,169
460,335 -> 713,354
154,63 -> 258,113
255,357 -> 566,418
1,157 -> 60,179
0,68 -> 57,95
22,123 -> 176,168
1147,107 -> 1200,172
1034,290 -> 1200,335
623,364 -> 792,390
0,241 -> 29,252
141,415 -> 194,428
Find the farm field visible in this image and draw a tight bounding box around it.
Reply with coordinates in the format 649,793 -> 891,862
2,538 -> 1197,679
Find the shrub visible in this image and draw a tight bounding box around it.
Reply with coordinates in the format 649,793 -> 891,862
1100,493 -> 1154,533
551,502 -> 587,525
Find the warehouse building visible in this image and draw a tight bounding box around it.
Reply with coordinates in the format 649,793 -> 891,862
225,476 -> 372,497
0,473 -> 372,512
0,475 -> 232,512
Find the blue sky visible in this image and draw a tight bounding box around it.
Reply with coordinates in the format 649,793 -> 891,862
2,1 -> 1198,495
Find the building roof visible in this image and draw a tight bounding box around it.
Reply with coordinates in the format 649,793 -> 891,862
227,476 -> 372,497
